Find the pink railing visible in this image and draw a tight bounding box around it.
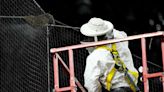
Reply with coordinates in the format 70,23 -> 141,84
50,31 -> 164,92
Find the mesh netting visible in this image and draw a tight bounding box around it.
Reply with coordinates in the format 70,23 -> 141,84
49,25 -> 89,89
133,54 -> 163,92
0,18 -> 48,92
0,0 -> 44,16
0,0 -> 48,92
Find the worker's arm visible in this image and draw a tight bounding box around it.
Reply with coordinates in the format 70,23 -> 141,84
84,55 -> 102,92
84,49 -> 115,92
84,51 -> 107,92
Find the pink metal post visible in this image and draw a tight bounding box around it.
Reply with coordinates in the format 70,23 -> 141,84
68,49 -> 76,92
56,53 -> 86,91
53,54 -> 59,92
141,38 -> 149,92
146,72 -> 163,78
161,37 -> 164,92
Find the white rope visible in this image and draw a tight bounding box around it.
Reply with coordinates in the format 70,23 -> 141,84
0,16 -> 25,18
32,0 -> 46,14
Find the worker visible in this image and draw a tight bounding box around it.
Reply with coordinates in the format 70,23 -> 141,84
80,17 -> 139,92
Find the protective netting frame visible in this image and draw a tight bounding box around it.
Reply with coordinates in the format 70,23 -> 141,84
0,18 -> 48,92
0,0 -> 50,92
50,31 -> 164,92
48,25 -> 89,91
0,0 -> 86,91
0,0 -> 45,16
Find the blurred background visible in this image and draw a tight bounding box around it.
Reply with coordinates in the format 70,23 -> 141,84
36,0 -> 164,66
36,0 -> 164,35
35,0 -> 164,66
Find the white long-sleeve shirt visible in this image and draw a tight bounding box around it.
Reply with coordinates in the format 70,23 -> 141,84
84,29 -> 138,92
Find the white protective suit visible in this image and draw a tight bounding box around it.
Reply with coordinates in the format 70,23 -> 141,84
84,29 -> 138,92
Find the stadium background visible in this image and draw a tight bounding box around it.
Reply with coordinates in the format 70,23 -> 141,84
0,0 -> 163,92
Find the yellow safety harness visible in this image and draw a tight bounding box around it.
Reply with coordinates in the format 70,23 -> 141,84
96,43 -> 140,92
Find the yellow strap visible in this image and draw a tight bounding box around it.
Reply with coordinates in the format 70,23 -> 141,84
96,44 -> 139,92
96,43 -> 116,52
128,70 -> 139,83
96,45 -> 112,52
96,44 -> 116,91
112,43 -> 116,51
106,68 -> 116,90
111,44 -> 127,71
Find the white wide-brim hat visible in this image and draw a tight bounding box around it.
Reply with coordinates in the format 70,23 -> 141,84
80,17 -> 114,37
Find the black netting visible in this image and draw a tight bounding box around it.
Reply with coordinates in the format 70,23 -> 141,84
0,18 -> 47,92
0,0 -> 48,92
0,0 -> 44,16
49,26 -> 88,90
133,53 -> 163,92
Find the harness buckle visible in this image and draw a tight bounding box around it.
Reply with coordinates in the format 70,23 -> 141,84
112,50 -> 119,59
115,63 -> 124,72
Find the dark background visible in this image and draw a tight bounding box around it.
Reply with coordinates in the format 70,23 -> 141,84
36,0 -> 163,65
36,0 -> 164,35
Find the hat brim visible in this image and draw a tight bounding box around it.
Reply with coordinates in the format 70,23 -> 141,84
80,21 -> 114,37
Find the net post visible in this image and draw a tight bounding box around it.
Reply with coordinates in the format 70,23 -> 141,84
141,38 -> 149,92
161,35 -> 164,92
53,53 -> 59,92
46,25 -> 51,92
68,49 -> 76,92
56,53 -> 86,91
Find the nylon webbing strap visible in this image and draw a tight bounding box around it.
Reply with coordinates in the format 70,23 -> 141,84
111,44 -> 127,71
111,44 -> 140,92
106,68 -> 116,90
96,43 -> 140,92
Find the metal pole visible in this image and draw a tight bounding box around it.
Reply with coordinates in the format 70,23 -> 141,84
141,38 -> 149,92
56,53 -> 86,92
46,26 -> 51,92
68,50 -> 76,92
50,31 -> 164,53
32,0 -> 46,14
54,54 -> 59,92
161,36 -> 164,92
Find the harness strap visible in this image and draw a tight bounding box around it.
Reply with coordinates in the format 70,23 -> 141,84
96,43 -> 139,92
106,68 -> 116,90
